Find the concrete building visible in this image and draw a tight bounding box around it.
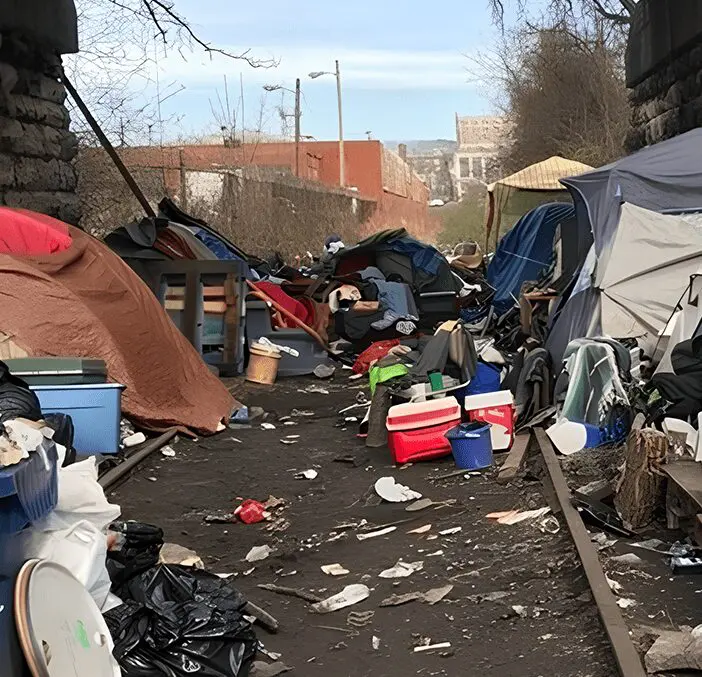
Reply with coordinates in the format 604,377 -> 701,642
453,115 -> 509,198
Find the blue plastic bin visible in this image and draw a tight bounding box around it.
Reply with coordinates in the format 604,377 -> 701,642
445,422 -> 493,470
0,443 -> 58,535
31,383 -> 124,455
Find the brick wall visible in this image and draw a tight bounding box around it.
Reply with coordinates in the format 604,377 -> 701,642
0,32 -> 79,222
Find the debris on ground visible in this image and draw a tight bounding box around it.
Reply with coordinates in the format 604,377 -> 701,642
645,629 -> 702,673
321,563 -> 350,576
487,507 -> 551,525
413,641 -> 452,653
235,499 -> 269,524
378,560 -> 424,579
347,610 -> 375,628
408,524 -> 432,534
250,661 -> 293,677
374,476 -> 422,503
295,469 -> 318,480
311,584 -> 371,614
357,526 -> 397,541
159,542 -> 204,568
246,545 -> 273,562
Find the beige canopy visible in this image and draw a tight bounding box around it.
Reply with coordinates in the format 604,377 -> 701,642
485,156 -> 593,249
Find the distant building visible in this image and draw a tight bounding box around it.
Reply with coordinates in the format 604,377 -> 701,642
408,152 -> 456,203
453,115 -> 509,198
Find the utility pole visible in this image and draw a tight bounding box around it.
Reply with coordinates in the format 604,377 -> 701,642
335,60 -> 345,187
294,77 -> 301,177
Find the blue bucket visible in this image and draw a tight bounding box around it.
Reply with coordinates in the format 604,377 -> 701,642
445,422 -> 493,470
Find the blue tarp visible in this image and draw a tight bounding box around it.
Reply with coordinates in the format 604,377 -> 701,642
487,203 -> 575,315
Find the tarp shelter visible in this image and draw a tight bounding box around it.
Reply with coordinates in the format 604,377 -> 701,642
547,129 -> 702,367
487,203 -> 576,315
0,209 -> 236,434
485,156 -> 593,250
599,204 -> 702,340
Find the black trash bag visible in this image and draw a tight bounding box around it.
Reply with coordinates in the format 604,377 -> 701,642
0,361 -> 42,423
42,413 -> 77,467
104,565 -> 257,677
107,522 -> 164,591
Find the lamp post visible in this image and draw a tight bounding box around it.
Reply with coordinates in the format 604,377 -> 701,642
309,60 -> 345,187
263,79 -> 302,177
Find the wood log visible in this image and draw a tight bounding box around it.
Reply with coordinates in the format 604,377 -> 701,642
614,428 -> 668,530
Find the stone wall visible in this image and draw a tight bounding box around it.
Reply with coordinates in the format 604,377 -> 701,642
625,0 -> 702,152
0,33 -> 80,223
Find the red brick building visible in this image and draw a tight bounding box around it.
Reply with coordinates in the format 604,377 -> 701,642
116,140 -> 440,242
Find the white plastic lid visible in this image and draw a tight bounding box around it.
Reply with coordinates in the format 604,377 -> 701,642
464,390 -> 514,410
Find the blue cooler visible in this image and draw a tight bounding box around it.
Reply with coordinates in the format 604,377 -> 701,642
445,421 -> 493,470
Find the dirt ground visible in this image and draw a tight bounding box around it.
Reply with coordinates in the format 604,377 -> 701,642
110,375 -> 698,677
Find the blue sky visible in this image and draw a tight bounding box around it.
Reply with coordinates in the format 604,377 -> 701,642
145,0 -> 503,143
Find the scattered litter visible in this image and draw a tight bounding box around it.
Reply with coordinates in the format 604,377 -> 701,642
161,446 -> 176,457
280,570 -> 297,577
372,636 -> 380,651
616,598 -> 637,609
231,437 -> 243,443
235,500 -> 269,524
123,432 -> 146,448
632,538 -> 668,553
380,592 -> 425,607
280,439 -> 298,445
439,527 -> 462,536
321,564 -> 350,577
540,634 -> 554,641
298,385 -> 329,395
347,610 -> 375,628
413,642 -> 451,654
427,550 -> 444,557
263,496 -> 286,510
423,585 -> 454,605
246,545 -> 272,563
204,511 -> 235,523
467,591 -> 510,603
611,553 -> 644,565
379,560 -> 423,579
511,605 -> 528,618
645,629 -> 702,673
405,498 -> 435,512
538,515 -> 561,534
258,647 -> 282,661
250,661 -> 292,677
357,526 -> 396,541
487,507 -> 551,525
295,469 -> 318,480
374,476 -> 422,503
606,575 -> 623,594
261,423 -> 276,430
159,543 -> 204,569
147,476 -> 157,482
244,567 -> 255,576
314,364 -> 336,379
258,584 -> 323,604
333,454 -> 366,467
291,409 -> 315,417
408,524 -> 432,534
285,435 -> 300,439
311,584 -> 370,614
591,532 -> 618,549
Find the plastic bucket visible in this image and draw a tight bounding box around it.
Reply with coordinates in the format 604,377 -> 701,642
246,343 -> 281,385
445,421 -> 493,470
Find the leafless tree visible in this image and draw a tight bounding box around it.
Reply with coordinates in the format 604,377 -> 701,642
488,0 -> 637,26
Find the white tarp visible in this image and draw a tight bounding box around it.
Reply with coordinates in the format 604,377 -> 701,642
599,204 -> 702,340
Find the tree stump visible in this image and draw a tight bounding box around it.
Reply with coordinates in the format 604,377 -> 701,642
614,428 -> 669,530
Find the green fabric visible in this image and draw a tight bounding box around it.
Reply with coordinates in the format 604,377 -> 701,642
369,363 -> 409,395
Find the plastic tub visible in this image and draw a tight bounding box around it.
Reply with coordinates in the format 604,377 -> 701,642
445,421 -> 493,470
464,390 -> 515,451
31,383 -> 124,455
0,442 -> 58,535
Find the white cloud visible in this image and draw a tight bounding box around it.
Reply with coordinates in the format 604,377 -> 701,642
151,45 -> 472,91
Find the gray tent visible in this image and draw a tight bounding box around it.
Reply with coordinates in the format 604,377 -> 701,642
546,129 -> 702,367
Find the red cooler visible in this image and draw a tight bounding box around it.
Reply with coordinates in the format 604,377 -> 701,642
464,391 -> 515,450
386,397 -> 461,463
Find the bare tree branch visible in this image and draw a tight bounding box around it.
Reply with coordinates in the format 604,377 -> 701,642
591,0 -> 630,23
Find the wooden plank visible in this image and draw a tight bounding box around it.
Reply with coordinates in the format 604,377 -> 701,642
535,428 -> 647,677
222,273 -> 239,364
497,431 -> 531,484
663,460 -> 702,510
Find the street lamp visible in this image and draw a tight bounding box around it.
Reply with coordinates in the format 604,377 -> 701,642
263,79 -> 302,177
309,60 -> 345,187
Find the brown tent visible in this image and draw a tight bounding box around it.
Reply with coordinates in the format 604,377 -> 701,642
0,226 -> 236,434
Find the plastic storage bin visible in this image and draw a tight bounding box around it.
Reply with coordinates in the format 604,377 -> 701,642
386,397 -> 461,463
31,383 -> 124,455
0,443 -> 58,535
4,358 -> 107,385
464,390 -> 515,451
445,422 -> 493,470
